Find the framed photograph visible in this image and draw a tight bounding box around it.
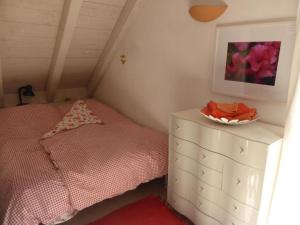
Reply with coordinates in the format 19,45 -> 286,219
213,21 -> 296,102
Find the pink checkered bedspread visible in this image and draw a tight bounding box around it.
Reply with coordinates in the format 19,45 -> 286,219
0,100 -> 168,225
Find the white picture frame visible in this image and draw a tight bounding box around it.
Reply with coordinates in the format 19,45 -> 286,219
212,20 -> 296,102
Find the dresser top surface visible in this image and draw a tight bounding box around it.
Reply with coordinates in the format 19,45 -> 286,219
172,109 -> 284,145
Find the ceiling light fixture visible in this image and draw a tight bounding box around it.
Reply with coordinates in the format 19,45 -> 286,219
189,0 -> 228,22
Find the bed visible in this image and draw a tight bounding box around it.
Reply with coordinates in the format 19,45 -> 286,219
0,99 -> 168,225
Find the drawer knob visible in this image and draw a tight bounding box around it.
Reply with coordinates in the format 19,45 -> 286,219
201,170 -> 205,176
199,186 -> 204,192
232,223 -> 236,225
175,124 -> 180,130
236,178 -> 241,185
175,157 -> 179,162
233,205 -> 238,211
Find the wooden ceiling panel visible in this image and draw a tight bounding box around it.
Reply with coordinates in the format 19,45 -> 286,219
60,58 -> 99,88
0,21 -> 58,39
2,58 -> 51,93
0,0 -> 64,94
0,0 -> 64,12
67,28 -> 111,58
77,15 -> 121,30
85,0 -> 127,7
80,1 -> 123,18
76,1 -> 122,30
67,48 -> 102,59
0,37 -> 55,58
0,4 -> 63,26
71,28 -> 111,43
60,0 -> 126,89
0,0 -> 129,97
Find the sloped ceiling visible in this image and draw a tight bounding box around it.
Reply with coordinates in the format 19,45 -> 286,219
0,0 -> 127,94
60,0 -> 126,89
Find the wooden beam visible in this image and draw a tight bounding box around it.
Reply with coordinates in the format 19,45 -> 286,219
0,57 -> 4,107
87,0 -> 142,96
46,0 -> 84,102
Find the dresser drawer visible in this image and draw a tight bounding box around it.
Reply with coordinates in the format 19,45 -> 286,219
223,159 -> 264,209
172,168 -> 220,203
172,168 -> 197,201
195,196 -> 250,225
218,132 -> 268,170
171,118 -> 220,152
172,169 -> 258,225
197,177 -> 258,225
169,193 -> 221,225
172,118 -> 268,169
174,153 -> 222,188
169,194 -> 193,221
222,214 -> 250,225
196,196 -> 224,223
221,195 -> 258,225
172,193 -> 250,225
171,136 -> 224,172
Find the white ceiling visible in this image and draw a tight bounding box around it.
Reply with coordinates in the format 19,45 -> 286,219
0,0 -> 127,93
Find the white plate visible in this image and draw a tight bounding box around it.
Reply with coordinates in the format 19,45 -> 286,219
200,112 -> 258,125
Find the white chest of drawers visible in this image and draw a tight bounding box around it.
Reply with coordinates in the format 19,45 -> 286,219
167,109 -> 283,225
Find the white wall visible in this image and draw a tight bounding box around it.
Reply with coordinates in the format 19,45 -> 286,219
94,0 -> 299,132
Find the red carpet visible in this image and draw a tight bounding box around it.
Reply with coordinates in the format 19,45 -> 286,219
88,196 -> 187,225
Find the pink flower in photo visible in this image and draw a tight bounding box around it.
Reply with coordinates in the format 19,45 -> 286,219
264,41 -> 281,50
234,42 -> 250,51
247,43 -> 279,81
226,52 -> 247,76
225,41 -> 281,86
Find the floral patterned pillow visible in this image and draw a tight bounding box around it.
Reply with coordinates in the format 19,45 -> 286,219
41,100 -> 103,139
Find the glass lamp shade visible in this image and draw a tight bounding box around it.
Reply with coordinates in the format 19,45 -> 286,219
189,0 -> 227,22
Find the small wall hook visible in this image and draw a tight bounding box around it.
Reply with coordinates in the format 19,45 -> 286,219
120,54 -> 127,64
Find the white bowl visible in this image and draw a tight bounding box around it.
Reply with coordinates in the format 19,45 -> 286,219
200,112 -> 258,125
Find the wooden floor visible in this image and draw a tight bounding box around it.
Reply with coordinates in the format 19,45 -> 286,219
61,178 -> 167,225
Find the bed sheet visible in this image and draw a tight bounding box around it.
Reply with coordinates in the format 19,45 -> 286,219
0,100 -> 168,225
0,104 -> 74,225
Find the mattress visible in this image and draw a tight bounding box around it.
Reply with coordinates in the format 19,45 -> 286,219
0,99 -> 168,225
